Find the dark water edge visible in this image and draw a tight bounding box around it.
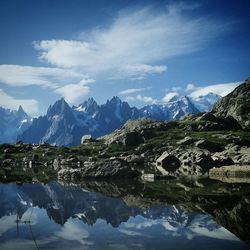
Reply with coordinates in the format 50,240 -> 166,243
0,178 -> 250,250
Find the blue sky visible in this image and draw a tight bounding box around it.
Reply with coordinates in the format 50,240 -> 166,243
0,0 -> 249,115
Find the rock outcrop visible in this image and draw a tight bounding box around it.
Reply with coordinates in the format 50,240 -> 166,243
212,78 -> 250,128
58,160 -> 140,180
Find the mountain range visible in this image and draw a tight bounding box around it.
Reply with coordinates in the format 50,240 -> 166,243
0,106 -> 32,144
1,93 -> 220,146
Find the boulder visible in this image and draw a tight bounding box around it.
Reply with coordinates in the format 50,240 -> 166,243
2,159 -> 12,165
81,134 -> 93,144
195,140 -> 223,153
177,136 -> 194,146
193,152 -> 214,169
212,154 -> 234,166
196,112 -> 219,123
53,159 -> 60,170
156,152 -> 181,172
122,131 -> 144,146
124,154 -> 144,164
15,140 -> 24,145
60,159 -> 68,165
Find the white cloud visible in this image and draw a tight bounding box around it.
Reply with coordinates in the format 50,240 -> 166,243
0,64 -> 95,106
186,83 -> 197,92
188,82 -> 241,98
125,94 -> 157,104
112,64 -> 167,80
55,83 -> 90,104
171,86 -> 182,92
119,87 -> 151,95
0,64 -> 85,88
34,4 -> 224,80
162,91 -> 179,102
0,89 -> 38,115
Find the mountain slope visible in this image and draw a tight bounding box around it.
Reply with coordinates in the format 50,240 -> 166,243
212,78 -> 250,127
190,92 -> 221,112
19,99 -> 88,146
140,96 -> 200,120
0,106 -> 32,143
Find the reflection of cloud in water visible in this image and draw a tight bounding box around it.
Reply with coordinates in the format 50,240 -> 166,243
161,221 -> 178,232
0,208 -> 93,249
55,219 -> 93,246
188,214 -> 240,241
0,215 -> 17,237
20,207 -> 38,224
0,208 -> 38,237
105,243 -> 140,250
0,236 -> 60,250
119,228 -> 144,236
124,217 -> 158,229
122,214 -> 240,242
189,225 -> 240,241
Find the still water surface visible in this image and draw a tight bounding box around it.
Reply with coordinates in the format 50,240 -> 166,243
0,179 -> 249,249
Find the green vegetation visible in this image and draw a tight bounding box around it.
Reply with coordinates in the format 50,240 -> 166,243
0,163 -> 57,183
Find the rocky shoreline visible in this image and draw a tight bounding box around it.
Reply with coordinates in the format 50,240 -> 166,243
0,79 -> 250,182
0,118 -> 249,182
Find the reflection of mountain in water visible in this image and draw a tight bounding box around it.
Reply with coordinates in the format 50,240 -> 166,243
0,182 -> 192,228
0,180 -> 249,244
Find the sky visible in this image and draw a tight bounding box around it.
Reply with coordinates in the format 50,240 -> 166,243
0,0 -> 249,115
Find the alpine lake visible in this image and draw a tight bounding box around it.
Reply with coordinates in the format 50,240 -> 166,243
0,174 -> 250,250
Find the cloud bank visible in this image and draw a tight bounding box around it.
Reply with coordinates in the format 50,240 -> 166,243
0,65 -> 94,108
0,3 -> 231,114
119,87 -> 151,95
0,65 -> 85,88
0,89 -> 38,114
188,82 -> 241,97
34,4 -> 224,80
162,91 -> 179,102
125,95 -> 157,104
55,84 -> 90,104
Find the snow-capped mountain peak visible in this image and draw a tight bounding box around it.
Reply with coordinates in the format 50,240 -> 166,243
0,92 -> 221,146
0,106 -> 32,143
190,92 -> 221,112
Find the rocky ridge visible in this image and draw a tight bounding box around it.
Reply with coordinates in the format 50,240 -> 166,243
212,78 -> 250,128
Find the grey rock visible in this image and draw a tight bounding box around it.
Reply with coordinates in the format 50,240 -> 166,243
81,134 -> 93,144
2,159 -> 12,165
193,152 -> 214,168
212,153 -> 234,166
212,78 -> 250,128
176,136 -> 194,145
156,152 -> 181,172
53,159 -> 60,170
122,131 -> 144,146
60,159 -> 68,165
58,160 -> 140,180
195,140 -> 223,153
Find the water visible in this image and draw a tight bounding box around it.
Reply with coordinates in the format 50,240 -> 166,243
0,179 -> 249,250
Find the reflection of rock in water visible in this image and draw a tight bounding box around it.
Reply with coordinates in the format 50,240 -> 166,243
78,178 -> 250,244
0,179 -> 250,245
210,175 -> 250,184
210,195 -> 250,244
